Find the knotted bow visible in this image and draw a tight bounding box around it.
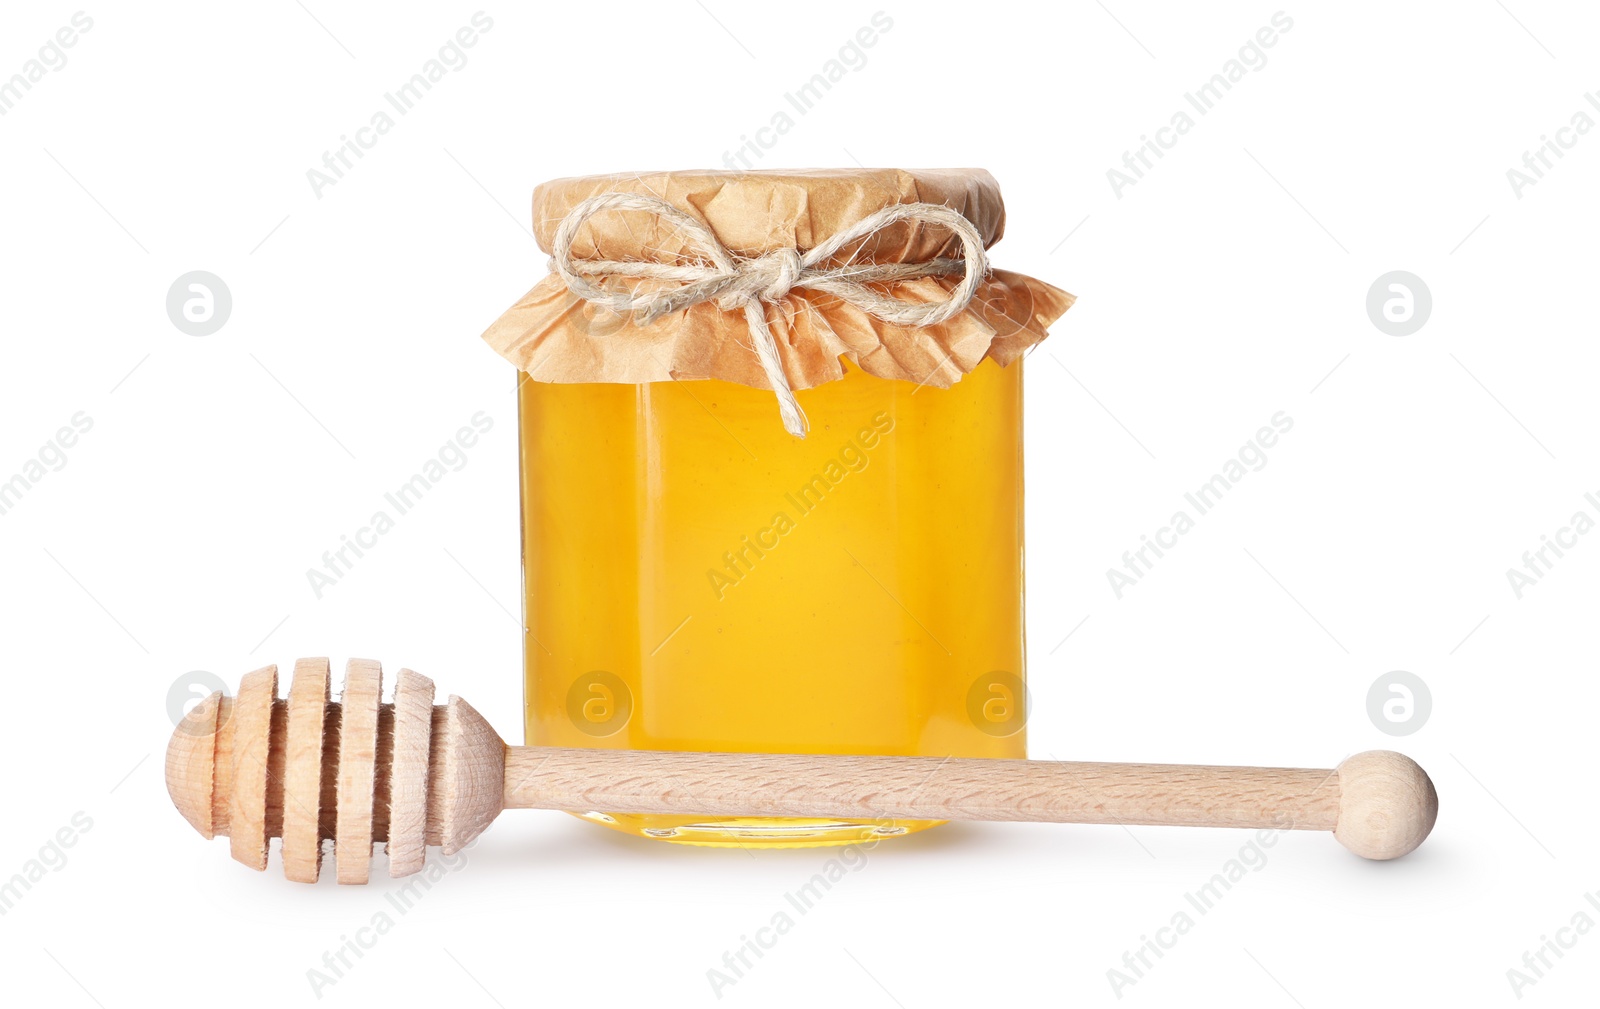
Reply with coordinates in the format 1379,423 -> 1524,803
548,192 -> 990,437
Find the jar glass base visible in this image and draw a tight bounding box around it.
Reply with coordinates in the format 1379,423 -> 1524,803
570,811 -> 944,847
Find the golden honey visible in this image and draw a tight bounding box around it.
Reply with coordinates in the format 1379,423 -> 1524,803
519,357 -> 1027,846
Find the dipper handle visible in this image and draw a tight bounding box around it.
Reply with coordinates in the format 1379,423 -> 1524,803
503,748 -> 1436,860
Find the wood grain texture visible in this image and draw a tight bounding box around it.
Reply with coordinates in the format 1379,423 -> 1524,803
210,696 -> 235,836
436,696 -> 505,855
165,690 -> 221,839
502,749 -> 1344,830
281,657 -> 329,883
1334,750 -> 1438,859
227,665 -> 278,871
334,659 -> 382,884
424,704 -> 447,847
386,669 -> 434,877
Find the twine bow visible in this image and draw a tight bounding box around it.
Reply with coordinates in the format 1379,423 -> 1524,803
548,193 -> 990,437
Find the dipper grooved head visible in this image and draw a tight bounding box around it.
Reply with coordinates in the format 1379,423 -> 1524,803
165,659 -> 504,883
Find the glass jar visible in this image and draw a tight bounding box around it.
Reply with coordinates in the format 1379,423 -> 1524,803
484,169 -> 1072,847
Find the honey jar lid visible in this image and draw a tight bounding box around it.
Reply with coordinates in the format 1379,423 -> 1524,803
481,168 -> 1073,433
531,168 -> 1007,263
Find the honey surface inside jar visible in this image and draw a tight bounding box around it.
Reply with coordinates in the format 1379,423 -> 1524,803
519,357 -> 1026,846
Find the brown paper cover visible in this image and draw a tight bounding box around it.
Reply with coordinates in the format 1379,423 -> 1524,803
481,168 -> 1074,392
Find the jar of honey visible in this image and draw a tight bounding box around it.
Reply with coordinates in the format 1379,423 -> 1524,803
482,169 -> 1073,846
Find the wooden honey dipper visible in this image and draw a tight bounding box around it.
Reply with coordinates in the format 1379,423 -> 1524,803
165,659 -> 1439,883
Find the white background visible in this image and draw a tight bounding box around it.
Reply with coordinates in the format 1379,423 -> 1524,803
1,1 -> 1596,1006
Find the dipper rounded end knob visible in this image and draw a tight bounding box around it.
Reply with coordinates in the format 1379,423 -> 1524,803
1334,750 -> 1438,860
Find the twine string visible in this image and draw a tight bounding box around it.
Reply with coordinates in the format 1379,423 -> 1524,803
548,193 -> 989,438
